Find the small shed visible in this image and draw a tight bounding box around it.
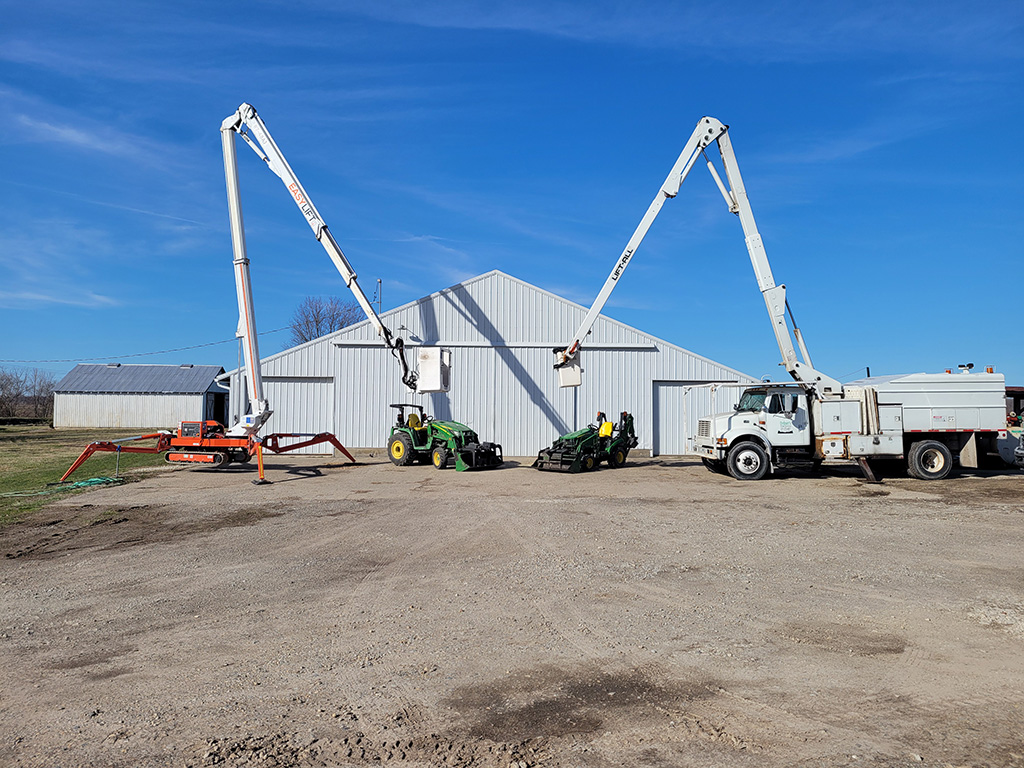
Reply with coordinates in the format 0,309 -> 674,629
54,364 -> 228,429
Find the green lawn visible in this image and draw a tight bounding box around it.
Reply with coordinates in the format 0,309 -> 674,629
0,425 -> 169,525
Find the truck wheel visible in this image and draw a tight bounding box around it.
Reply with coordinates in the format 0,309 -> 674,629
432,446 -> 449,469
387,433 -> 413,466
907,440 -> 953,480
727,442 -> 769,481
609,447 -> 628,468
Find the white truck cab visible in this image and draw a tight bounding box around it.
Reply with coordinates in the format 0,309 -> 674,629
697,384 -> 814,479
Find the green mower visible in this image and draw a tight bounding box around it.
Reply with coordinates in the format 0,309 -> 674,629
386,404 -> 503,471
533,411 -> 638,472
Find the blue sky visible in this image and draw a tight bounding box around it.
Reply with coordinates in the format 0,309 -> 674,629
1,1 -> 1022,386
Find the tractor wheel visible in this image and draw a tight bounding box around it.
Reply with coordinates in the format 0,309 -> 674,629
432,446 -> 449,469
907,440 -> 953,480
727,441 -> 769,481
581,454 -> 597,472
387,433 -> 413,466
609,447 -> 628,468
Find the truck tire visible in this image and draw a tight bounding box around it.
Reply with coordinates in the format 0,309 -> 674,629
432,446 -> 449,469
387,433 -> 413,466
727,442 -> 769,481
907,440 -> 953,480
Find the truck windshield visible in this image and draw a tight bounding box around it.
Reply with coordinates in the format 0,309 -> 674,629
736,391 -> 767,412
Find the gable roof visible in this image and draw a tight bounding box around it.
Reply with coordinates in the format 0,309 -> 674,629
55,364 -> 226,395
246,269 -> 751,381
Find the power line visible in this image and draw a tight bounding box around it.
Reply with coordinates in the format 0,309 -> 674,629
0,327 -> 289,364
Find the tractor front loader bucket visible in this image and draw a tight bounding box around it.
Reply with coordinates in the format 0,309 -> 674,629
532,427 -> 598,473
532,443 -> 588,473
454,441 -> 503,471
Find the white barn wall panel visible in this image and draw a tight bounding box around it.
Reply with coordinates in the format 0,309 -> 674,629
230,271 -> 754,457
54,393 -> 205,429
262,377 -> 334,454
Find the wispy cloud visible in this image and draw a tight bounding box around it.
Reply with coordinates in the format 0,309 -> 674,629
0,290 -> 118,309
16,114 -> 146,159
763,113 -> 952,165
0,217 -> 131,309
333,1 -> 1023,62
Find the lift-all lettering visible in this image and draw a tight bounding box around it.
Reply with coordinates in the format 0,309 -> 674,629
612,248 -> 634,281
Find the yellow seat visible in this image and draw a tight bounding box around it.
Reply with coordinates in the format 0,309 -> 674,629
407,413 -> 421,429
599,421 -> 614,438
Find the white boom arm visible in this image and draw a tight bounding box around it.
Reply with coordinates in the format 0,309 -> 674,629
713,128 -> 842,395
221,119 -> 272,438
554,118 -> 729,375
556,116 -> 842,396
221,103 -> 418,392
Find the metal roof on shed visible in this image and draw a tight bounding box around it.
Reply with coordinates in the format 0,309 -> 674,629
55,364 -> 225,394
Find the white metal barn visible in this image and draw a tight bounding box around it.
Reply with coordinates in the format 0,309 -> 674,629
54,364 -> 228,429
229,271 -> 753,457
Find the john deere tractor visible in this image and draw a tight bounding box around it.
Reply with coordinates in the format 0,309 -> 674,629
533,411 -> 638,472
386,404 -> 503,471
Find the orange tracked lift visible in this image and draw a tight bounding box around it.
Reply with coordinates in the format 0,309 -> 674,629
61,421 -> 354,483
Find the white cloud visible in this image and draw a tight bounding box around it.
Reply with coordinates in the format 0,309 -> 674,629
16,114 -> 146,159
0,290 -> 118,309
331,0 -> 1023,62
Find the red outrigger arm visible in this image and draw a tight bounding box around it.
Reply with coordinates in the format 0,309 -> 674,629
261,433 -> 356,463
60,430 -> 355,483
60,432 -> 173,483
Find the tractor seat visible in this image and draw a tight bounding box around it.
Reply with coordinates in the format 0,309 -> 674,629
406,413 -> 427,436
599,421 -> 614,438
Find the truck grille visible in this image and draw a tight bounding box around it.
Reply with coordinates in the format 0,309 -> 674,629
697,419 -> 711,438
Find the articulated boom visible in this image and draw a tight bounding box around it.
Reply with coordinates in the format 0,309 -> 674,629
557,116 -> 842,397
221,103 -> 418,392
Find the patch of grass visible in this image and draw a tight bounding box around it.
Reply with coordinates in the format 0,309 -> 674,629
0,425 -> 169,525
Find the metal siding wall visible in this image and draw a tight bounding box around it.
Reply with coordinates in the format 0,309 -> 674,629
263,378 -> 334,454
52,394 -> 202,428
249,272 -> 754,458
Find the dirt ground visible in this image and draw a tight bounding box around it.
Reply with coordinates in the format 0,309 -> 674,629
1,454 -> 1023,768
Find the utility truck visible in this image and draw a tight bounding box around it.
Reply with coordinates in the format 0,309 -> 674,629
556,116 -> 1019,481
697,369 -> 1013,481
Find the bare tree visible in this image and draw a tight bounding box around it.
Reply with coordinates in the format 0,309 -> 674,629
26,368 -> 57,419
289,296 -> 363,346
0,367 -> 27,418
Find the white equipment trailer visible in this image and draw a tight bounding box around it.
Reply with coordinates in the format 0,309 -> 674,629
555,116 -> 1019,481
221,103 -> 450,394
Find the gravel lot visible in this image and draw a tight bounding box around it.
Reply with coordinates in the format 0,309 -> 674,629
1,454 -> 1023,767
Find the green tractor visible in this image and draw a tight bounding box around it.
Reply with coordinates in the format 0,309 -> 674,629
386,404 -> 503,471
533,411 -> 638,473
